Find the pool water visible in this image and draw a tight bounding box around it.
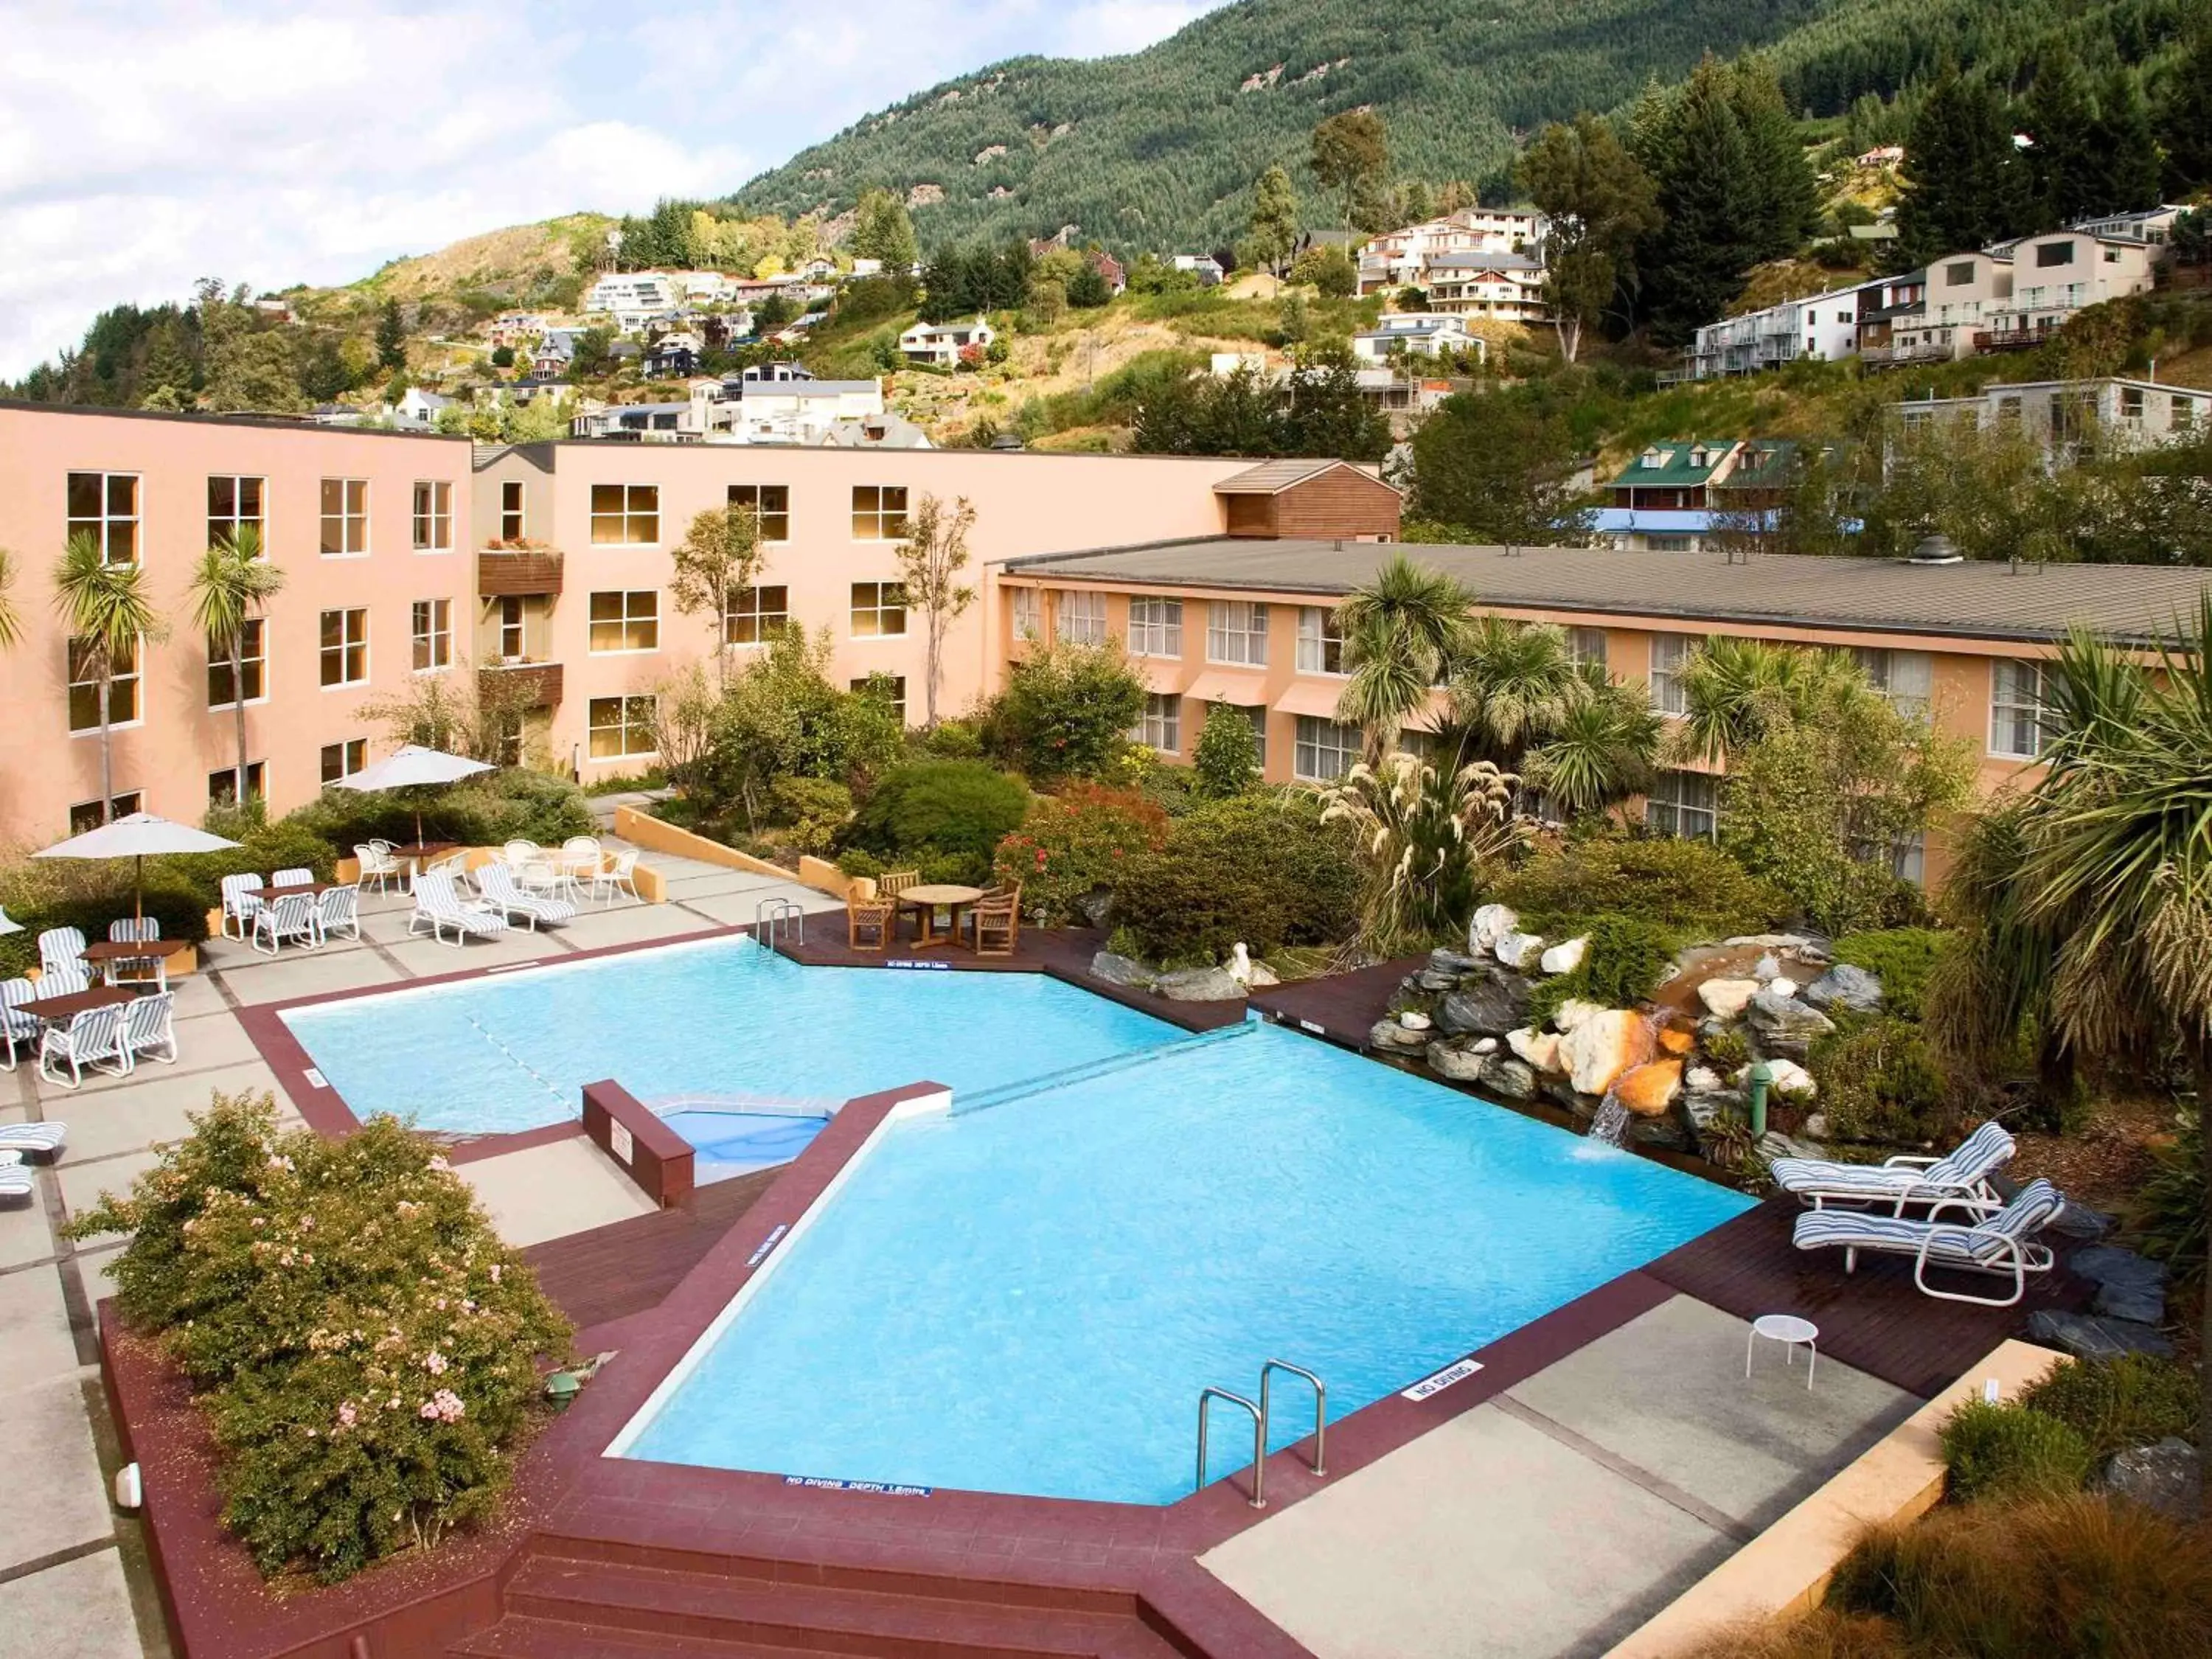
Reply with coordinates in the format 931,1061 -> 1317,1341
661,1107 -> 831,1180
617,1022 -> 1756,1504
278,937 -> 1183,1135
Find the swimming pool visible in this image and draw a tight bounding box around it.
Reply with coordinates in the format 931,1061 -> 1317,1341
277,936 -> 1185,1135
615,1021 -> 1756,1504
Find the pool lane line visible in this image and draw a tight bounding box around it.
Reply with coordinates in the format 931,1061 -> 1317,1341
462,1012 -> 574,1115
950,1018 -> 1259,1115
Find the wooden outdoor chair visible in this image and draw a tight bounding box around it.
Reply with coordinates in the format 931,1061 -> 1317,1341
847,895 -> 897,952
968,888 -> 1020,958
877,869 -> 921,900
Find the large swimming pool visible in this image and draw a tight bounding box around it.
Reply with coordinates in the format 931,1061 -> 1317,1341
278,936 -> 1186,1135
615,1020 -> 1755,1504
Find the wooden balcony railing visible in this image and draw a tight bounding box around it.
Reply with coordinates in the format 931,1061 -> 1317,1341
478,546 -> 564,597
479,661 -> 563,708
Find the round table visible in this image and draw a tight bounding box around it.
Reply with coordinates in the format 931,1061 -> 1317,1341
1746,1313 -> 1820,1388
896,883 -> 986,949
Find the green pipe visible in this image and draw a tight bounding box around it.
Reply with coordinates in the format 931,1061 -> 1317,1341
1748,1059 -> 1774,1139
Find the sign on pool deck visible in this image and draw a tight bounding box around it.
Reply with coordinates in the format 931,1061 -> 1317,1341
1401,1355 -> 1484,1402
783,1475 -> 933,1497
745,1222 -> 790,1268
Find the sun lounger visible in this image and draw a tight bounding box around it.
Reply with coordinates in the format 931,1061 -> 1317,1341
1791,1177 -> 2065,1306
0,1121 -> 66,1158
476,862 -> 577,929
408,873 -> 509,946
1770,1121 -> 2016,1213
0,1155 -> 32,1203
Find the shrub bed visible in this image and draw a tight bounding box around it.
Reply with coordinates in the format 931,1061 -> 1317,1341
1808,1017 -> 1952,1144
992,784 -> 1169,925
67,1093 -> 571,1585
1111,792 -> 1359,966
1527,914 -> 1679,1027
1492,834 -> 1792,940
2016,1353 -> 2200,1460
1938,1400 -> 2096,1503
1830,928 -> 1945,1021
288,768 -> 594,854
842,760 -> 1030,886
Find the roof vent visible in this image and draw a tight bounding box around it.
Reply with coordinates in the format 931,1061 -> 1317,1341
989,431 -> 1023,451
1907,534 -> 1964,566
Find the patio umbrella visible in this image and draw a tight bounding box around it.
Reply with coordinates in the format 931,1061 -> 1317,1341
329,744 -> 495,842
0,905 -> 21,936
32,813 -> 241,922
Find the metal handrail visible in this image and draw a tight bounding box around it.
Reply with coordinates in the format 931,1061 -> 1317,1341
755,897 -> 804,950
1260,1360 -> 1326,1477
1197,1387 -> 1267,1509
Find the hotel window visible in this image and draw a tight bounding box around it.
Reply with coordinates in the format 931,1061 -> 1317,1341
1056,589 -> 1107,647
2121,386 -> 2146,421
1135,692 -> 1182,754
411,481 -> 453,552
1009,585 -> 1041,639
850,581 -> 908,637
1944,260 -> 1975,286
1128,596 -> 1183,658
1237,703 -> 1269,768
1206,600 -> 1269,666
207,475 -> 265,546
850,484 -> 909,540
499,480 -> 526,541
69,793 -> 142,834
495,597 -> 526,661
67,471 -> 140,564
319,478 -> 368,556
1566,627 -> 1608,670
208,761 -> 265,807
850,674 -> 908,723
1645,769 -> 1719,840
1852,647 -> 1933,720
723,584 -> 790,647
206,619 -> 266,707
1293,714 -> 1360,782
319,608 -> 368,688
68,635 -> 141,731
1989,658 -> 2051,759
588,483 -> 659,545
588,695 -> 659,759
320,738 -> 366,784
411,599 -> 453,671
1648,634 -> 1701,715
588,590 -> 660,653
727,483 -> 791,541
2034,240 -> 2075,268
1296,607 -> 1346,675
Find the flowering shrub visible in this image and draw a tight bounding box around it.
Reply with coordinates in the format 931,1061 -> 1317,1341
992,784 -> 1169,925
68,1092 -> 572,1584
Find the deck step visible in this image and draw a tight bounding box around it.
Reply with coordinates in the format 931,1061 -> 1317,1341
449,1614 -> 818,1657
498,1555 -> 1178,1659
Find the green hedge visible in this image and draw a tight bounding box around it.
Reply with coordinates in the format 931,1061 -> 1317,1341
2018,1354 -> 2201,1459
286,769 -> 594,853
1492,835 -> 1793,940
1832,928 -> 1945,1021
843,760 -> 1031,886
1111,793 -> 1360,966
1808,1016 -> 1950,1144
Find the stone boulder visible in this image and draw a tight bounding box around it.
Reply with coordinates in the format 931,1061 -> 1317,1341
2071,1246 -> 2168,1326
1471,1036 -> 1498,1054
1611,1058 -> 1683,1117
1507,1027 -> 1562,1074
1685,1089 -> 1748,1138
1767,977 -> 1800,999
2025,1309 -> 2175,1360
1553,998 -> 1604,1034
1737,1057 -> 1817,1098
1746,988 -> 1835,1058
2093,1439 -> 2202,1520
1478,1055 -> 1539,1100
1427,947 -> 1489,975
1436,966 -> 1534,1038
1426,1041 -> 1489,1082
1538,936 -> 1587,975
1398,1010 -> 1433,1032
1368,1018 -> 1430,1054
1655,1023 -> 1696,1057
1804,963 -> 1883,1014
1091,951 -> 1155,990
1495,930 -> 1546,970
1074,889 -> 1116,930
1157,966 -> 1245,1001
1698,978 -> 1761,1020
1248,961 -> 1279,988
1683,1065 -> 1725,1096
1558,1010 -> 1653,1098
1469,903 -> 1518,955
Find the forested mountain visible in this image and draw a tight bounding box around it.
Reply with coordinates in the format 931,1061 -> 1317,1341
731,0 -> 2198,255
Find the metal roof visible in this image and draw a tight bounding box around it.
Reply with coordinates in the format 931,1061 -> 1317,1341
1211,459 -> 1380,495
1604,440 -> 1736,489
1003,539 -> 2212,647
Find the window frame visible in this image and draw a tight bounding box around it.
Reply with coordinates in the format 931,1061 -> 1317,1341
69,792 -> 143,834
1009,585 -> 1041,640
586,589 -> 661,655
850,484 -> 910,540
206,474 -> 267,549
319,477 -> 369,557
588,483 -> 661,546
208,759 -> 267,808
1127,595 -> 1184,659
68,632 -> 143,733
67,470 -> 141,566
499,479 -> 526,542
1648,633 -> 1701,715
1989,658 -> 2050,759
1136,691 -> 1181,754
723,584 -> 790,647
1293,714 -> 1360,782
1644,768 -> 1719,840
849,580 -> 908,639
411,479 -> 454,552
320,739 -> 367,785
206,616 -> 268,709
411,598 -> 453,672
1206,600 -> 1270,667
727,483 -> 792,542
1295,606 -> 1347,675
1054,588 -> 1108,647
587,695 -> 659,760
318,606 -> 369,689
849,674 -> 908,724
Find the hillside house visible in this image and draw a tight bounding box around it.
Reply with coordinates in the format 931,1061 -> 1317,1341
1356,208 -> 1545,294
1350,314 -> 1483,363
1417,251 -> 1548,323
644,333 -> 703,379
1172,254 -> 1227,286
1982,229 -> 2157,346
1894,376 -> 2212,457
1688,283 -> 1868,379
1592,440 -> 1739,552
900,317 -> 995,366
389,387 -> 456,429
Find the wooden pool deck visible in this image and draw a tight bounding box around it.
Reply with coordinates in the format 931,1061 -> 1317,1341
1250,956 -> 1422,1046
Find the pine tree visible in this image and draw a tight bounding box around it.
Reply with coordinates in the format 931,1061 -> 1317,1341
2021,46 -> 2099,229
1639,58 -> 1761,345
1247,166 -> 1301,275
1894,62 -> 2027,267
374,300 -> 407,374
2084,68 -> 2162,215
1728,56 -> 1818,262
2163,13 -> 2212,195
849,187 -> 919,273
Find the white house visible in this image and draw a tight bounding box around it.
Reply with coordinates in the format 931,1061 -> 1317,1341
389,387 -> 456,428
899,317 -> 995,366
1171,254 -> 1226,286
585,272 -> 680,315
1357,208 -> 1546,296
706,376 -> 889,444
1688,282 -> 1871,379
1893,377 -> 2211,455
1350,314 -> 1482,363
1416,251 -> 1548,324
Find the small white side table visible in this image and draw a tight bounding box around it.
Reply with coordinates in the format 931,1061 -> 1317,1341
1746,1313 -> 1819,1388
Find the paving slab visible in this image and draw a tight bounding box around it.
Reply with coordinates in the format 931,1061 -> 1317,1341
0,1546 -> 144,1659
0,1190 -> 53,1270
0,1262 -> 83,1398
42,1062 -> 285,1164
0,1377 -> 114,1568
383,928 -> 571,978
555,902 -> 718,950
678,883 -> 846,928
460,1135 -> 657,1248
32,1028 -> 263,1106
162,973 -> 232,1020
215,948 -> 406,1005
1203,1401 -> 1730,1659
58,1154 -> 164,1244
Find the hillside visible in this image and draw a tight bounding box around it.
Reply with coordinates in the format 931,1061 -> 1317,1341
729,0 -> 2182,255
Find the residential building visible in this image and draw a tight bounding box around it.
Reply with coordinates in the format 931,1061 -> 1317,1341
1349,314 -> 1483,363
1356,209 -> 1545,295
1893,377 -> 2212,455
1591,440 -> 1740,552
1416,251 -> 1548,324
1354,369 -> 1466,431
2066,204 -> 2190,246
898,317 -> 995,366
487,312 -> 549,348
815,413 -> 935,450
389,387 -> 456,429
531,329 -> 587,380
1981,229 -> 2157,347
709,378 -> 897,445
1687,284 -> 1870,380
584,272 -> 684,315
1171,254 -> 1226,286
643,333 -> 704,380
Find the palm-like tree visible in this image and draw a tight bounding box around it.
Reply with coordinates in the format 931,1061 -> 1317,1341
1441,616 -> 1584,769
0,546 -> 23,649
1672,636 -> 1819,764
1519,667 -> 1663,818
1332,554 -> 1475,764
52,531 -> 167,823
188,526 -> 285,808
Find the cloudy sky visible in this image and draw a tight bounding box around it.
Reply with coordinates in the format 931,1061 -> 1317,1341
0,0 -> 1225,378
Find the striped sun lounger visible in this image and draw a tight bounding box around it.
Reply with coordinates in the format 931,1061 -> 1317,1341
1792,1178 -> 2065,1306
0,1149 -> 34,1203
1770,1121 -> 2016,1214
0,1122 -> 67,1158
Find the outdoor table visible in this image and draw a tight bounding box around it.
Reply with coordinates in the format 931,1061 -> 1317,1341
261,881 -> 340,900
897,883 -> 986,949
80,938 -> 187,988
389,841 -> 459,873
21,985 -> 136,1024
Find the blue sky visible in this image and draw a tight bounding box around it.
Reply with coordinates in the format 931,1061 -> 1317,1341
0,0 -> 1228,378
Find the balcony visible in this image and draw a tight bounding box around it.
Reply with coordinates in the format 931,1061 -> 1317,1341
478,544 -> 564,598
479,660 -> 563,708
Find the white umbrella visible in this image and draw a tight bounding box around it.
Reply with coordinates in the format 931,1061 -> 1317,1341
330,744 -> 495,841
33,812 -> 243,922
0,905 -> 21,936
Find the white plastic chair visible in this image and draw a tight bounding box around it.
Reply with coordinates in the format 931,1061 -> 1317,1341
272,866 -> 314,890
0,978 -> 40,1072
35,964 -> 90,998
38,928 -> 86,977
121,992 -> 178,1068
354,843 -> 403,895
38,1004 -> 129,1089
590,849 -> 641,905
559,836 -> 603,898
502,839 -> 541,867
408,873 -> 509,946
251,893 -> 324,956
318,886 -> 361,942
108,916 -> 160,942
220,873 -> 266,937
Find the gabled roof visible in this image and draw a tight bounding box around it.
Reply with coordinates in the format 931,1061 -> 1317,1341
1211,459 -> 1394,496
1606,440 -> 1736,489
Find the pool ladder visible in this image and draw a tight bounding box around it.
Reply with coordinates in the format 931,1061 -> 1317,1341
1195,1360 -> 1326,1509
756,897 -> 806,950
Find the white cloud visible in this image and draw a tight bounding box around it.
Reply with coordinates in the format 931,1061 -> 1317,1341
0,0 -> 1225,379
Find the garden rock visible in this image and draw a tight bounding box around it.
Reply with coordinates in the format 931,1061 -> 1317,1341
1804,963 -> 1883,1014
1759,1130 -> 1825,1161
1247,961 -> 1279,988
1538,936 -> 1587,975
1469,904 -> 1518,954
1725,933 -> 1820,952
1472,1036 -> 1498,1054
1368,1018 -> 1430,1054
1746,989 -> 1834,1057
1158,966 -> 1244,1002
2050,1201 -> 2115,1242
2025,1309 -> 2176,1360
1611,1059 -> 1683,1117
1507,1027 -> 1562,1073
1074,890 -> 1115,930
1739,1057 -> 1817,1098
1553,998 -> 1604,1033
1417,967 -> 1461,992
1698,978 -> 1761,1019
2094,1281 -> 2166,1326
1683,1065 -> 1725,1095
1494,930 -> 1545,970
1767,976 -> 1799,999
1685,1090 -> 1747,1135
2093,1439 -> 2202,1520
1655,1023 -> 1696,1057
1559,1009 -> 1653,1098
1427,947 -> 1488,975
1753,953 -> 1782,982
1090,952 -> 1155,990
1436,967 -> 1532,1037
2069,1245 -> 2168,1294
1477,1055 -> 1539,1100
1426,1042 -> 1489,1083
1399,1011 -> 1433,1032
